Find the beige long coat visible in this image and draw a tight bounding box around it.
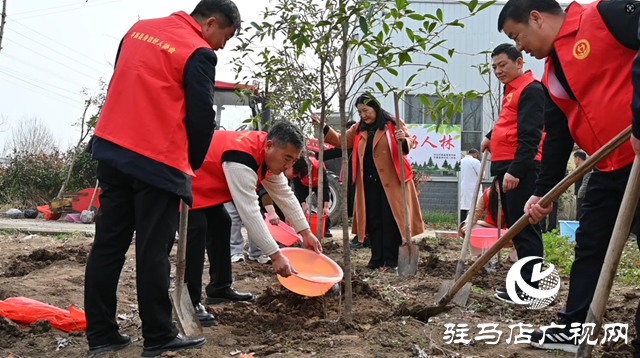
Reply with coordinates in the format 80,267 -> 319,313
324,120 -> 425,243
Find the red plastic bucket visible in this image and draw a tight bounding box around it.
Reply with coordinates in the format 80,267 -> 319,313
306,214 -> 326,235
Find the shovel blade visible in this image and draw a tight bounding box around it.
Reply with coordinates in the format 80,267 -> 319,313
398,243 -> 419,277
436,280 -> 472,307
170,285 -> 203,337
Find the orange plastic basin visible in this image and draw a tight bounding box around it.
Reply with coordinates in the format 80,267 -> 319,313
470,227 -> 509,249
265,214 -> 301,246
277,247 -> 343,297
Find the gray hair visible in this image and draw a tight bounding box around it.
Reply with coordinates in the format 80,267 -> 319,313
191,0 -> 242,33
266,121 -> 304,150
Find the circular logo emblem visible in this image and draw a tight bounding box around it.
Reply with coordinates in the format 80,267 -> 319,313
626,2 -> 636,13
506,93 -> 514,103
505,256 -> 561,310
573,39 -> 591,60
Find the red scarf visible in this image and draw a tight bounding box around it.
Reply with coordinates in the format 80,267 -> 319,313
352,121 -> 413,184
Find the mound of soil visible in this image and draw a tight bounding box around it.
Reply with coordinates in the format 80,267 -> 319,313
2,247 -> 89,277
30,319 -> 52,334
420,254 -> 458,278
0,317 -> 25,348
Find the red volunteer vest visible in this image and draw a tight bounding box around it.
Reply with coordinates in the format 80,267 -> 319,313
301,157 -> 325,187
191,131 -> 268,210
94,11 -> 211,176
491,71 -> 545,162
352,121 -> 414,183
482,188 -> 506,229
542,1 -> 635,171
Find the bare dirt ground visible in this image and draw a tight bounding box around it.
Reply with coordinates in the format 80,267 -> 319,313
0,219 -> 637,358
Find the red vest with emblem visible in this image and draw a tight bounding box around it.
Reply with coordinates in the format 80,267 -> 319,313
300,157 -> 326,187
491,71 -> 545,162
542,1 -> 635,171
94,11 -> 211,176
352,121 -> 414,183
482,188 -> 506,229
191,131 -> 268,210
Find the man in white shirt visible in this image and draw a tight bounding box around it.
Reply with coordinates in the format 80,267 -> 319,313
183,121 -> 322,327
459,148 -> 481,223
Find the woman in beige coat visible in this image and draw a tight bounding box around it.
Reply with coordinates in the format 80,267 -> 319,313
314,94 -> 424,271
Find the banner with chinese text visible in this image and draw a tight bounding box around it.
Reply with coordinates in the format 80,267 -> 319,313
406,124 -> 461,172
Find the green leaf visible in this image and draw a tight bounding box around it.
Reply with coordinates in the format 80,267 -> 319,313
359,16 -> 369,34
399,52 -> 413,65
396,21 -> 404,31
406,28 -> 415,42
300,99 -> 312,114
454,134 -> 461,140
436,8 -> 443,22
375,82 -> 384,92
429,53 -> 448,63
429,39 -> 446,51
358,55 -> 362,65
383,22 -> 390,35
425,14 -> 439,22
250,21 -> 262,31
428,22 -> 437,33
477,1 -> 496,13
408,13 -> 425,21
448,48 -> 455,57
405,73 -> 418,86
419,94 -> 431,107
387,68 -> 399,76
317,20 -> 332,26
467,0 -> 478,12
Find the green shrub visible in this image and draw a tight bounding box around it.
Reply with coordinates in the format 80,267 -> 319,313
542,229 -> 575,274
0,150 -> 66,207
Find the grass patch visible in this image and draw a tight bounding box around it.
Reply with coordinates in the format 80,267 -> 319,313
616,239 -> 640,287
423,211 -> 457,230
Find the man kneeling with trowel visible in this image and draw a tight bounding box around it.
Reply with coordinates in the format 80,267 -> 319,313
182,121 -> 323,326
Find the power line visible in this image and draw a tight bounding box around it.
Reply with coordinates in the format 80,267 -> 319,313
4,38 -> 97,79
6,28 -> 108,74
12,0 -> 123,21
7,17 -> 113,69
0,66 -> 82,96
0,53 -> 89,87
0,70 -> 83,103
11,0 -> 114,16
0,74 -> 83,109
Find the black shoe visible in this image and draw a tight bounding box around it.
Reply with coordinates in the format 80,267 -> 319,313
350,241 -> 364,249
366,261 -> 383,270
142,334 -> 206,357
194,303 -> 218,327
324,231 -> 333,238
205,287 -> 256,304
494,290 -> 529,305
495,286 -> 507,294
351,236 -> 359,245
363,236 -> 371,248
89,333 -> 131,355
530,322 -> 579,353
383,266 -> 397,273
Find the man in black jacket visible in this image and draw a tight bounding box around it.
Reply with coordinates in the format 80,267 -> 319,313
499,0 -> 640,353
480,43 -> 545,304
84,1 -> 241,357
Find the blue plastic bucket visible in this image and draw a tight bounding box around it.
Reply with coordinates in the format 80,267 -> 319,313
559,220 -> 579,242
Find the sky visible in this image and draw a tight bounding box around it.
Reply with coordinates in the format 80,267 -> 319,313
0,0 -> 596,151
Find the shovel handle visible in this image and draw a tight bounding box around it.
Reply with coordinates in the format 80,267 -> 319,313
175,201 -> 189,285
393,92 -> 412,245
437,125 -> 633,305
88,179 -> 100,208
456,148 -> 489,279
577,155 -> 640,357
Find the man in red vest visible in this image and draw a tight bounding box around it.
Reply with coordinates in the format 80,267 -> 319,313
499,0 -> 640,353
480,43 -> 545,304
184,121 -> 323,316
83,1 -> 241,356
286,154 -> 333,238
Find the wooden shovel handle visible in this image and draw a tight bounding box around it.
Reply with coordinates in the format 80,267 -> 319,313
393,92 -> 412,245
175,201 -> 189,285
576,155 -> 640,357
437,125 -> 633,305
456,148 -> 489,279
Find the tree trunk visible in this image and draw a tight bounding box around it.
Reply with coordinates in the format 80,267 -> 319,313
0,0 -> 7,54
339,18 -> 352,324
316,57 -> 327,240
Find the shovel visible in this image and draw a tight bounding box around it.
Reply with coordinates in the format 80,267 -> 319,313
80,180 -> 100,224
576,155 -> 640,358
394,92 -> 419,277
422,125 -> 632,320
170,201 -> 203,337
436,148 -> 489,306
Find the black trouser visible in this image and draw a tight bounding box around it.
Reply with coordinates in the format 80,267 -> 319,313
540,199 -> 559,233
576,197 -> 584,220
558,165 -> 640,331
85,162 -> 179,348
364,174 -> 402,267
497,169 -> 544,288
460,210 -> 469,224
182,204 -> 232,306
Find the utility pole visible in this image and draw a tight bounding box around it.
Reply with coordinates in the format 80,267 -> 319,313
0,0 -> 6,54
